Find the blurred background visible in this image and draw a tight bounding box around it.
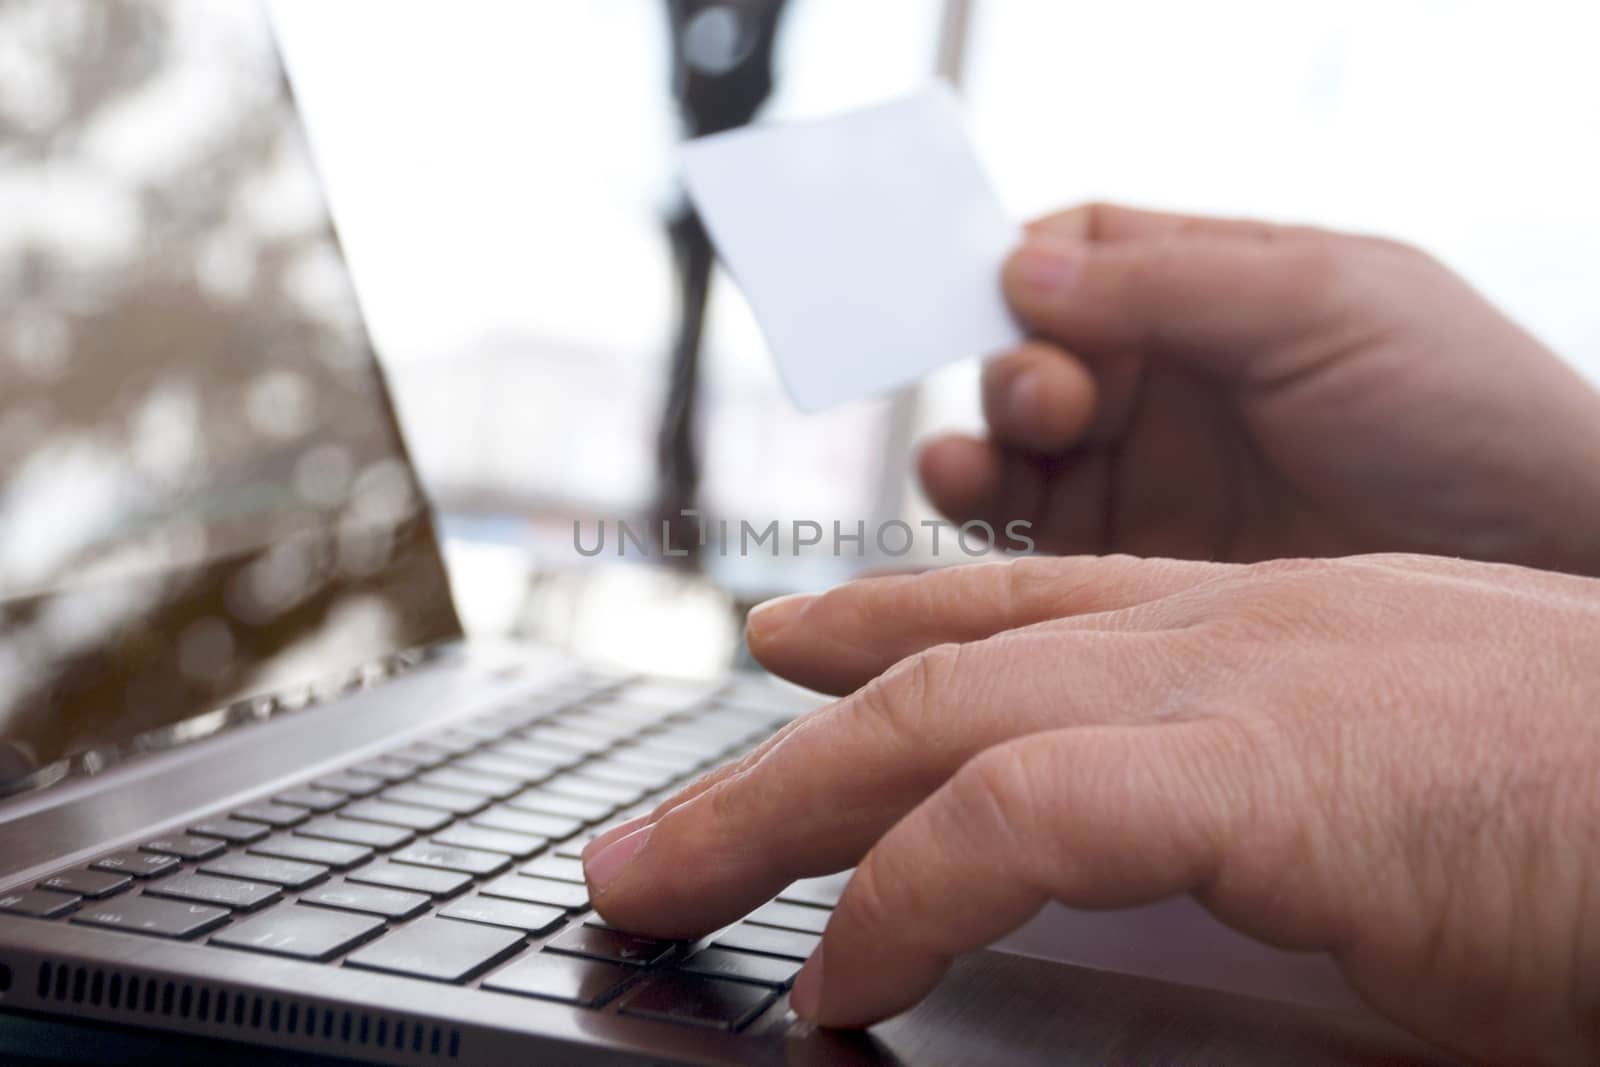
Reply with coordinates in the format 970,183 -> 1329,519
263,0 -> 1600,668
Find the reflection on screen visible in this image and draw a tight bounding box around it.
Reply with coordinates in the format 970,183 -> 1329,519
0,0 -> 462,788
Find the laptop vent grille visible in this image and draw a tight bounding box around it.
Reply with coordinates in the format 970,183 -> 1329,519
30,959 -> 461,1060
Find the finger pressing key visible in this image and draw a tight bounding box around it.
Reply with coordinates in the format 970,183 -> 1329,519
583,619 -> 1213,939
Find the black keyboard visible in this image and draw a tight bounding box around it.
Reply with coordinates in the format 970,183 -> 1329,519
0,674 -> 846,1035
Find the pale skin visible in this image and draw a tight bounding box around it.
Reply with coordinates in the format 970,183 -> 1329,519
584,204 -> 1600,1065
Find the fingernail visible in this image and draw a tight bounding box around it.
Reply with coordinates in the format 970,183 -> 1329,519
1007,368 -> 1042,427
582,813 -> 652,863
746,592 -> 815,642
790,943 -> 825,1021
583,823 -> 653,895
1011,233 -> 1085,293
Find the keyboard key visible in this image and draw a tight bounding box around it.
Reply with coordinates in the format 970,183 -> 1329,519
417,768 -> 521,800
473,807 -> 582,841
350,757 -> 417,783
542,776 -> 643,806
619,974 -> 775,1031
443,720 -> 508,743
38,869 -> 132,899
341,799 -> 452,833
200,854 -> 328,890
586,720 -> 681,746
392,842 -> 509,877
72,897 -> 230,940
522,726 -> 614,756
381,784 -> 488,816
311,772 -> 384,797
776,871 -> 850,909
211,903 -> 384,961
578,760 -> 680,791
248,835 -> 372,870
505,789 -> 615,824
672,726 -> 755,748
90,851 -> 180,880
301,882 -> 430,921
476,707 -> 551,733
682,710 -> 769,738
140,835 -> 225,861
554,833 -> 605,860
518,855 -> 585,884
189,818 -> 269,845
546,924 -> 677,966
614,679 -> 720,711
641,731 -> 729,759
575,698 -> 678,725
384,743 -> 452,770
679,948 -> 801,987
145,872 -> 281,912
610,745 -> 704,774
437,896 -> 566,935
490,740 -> 585,771
273,787 -> 347,813
346,861 -> 471,899
0,889 -> 78,918
480,874 -> 588,912
296,816 -> 414,850
431,826 -> 547,859
747,900 -> 830,935
453,753 -> 558,783
482,953 -> 635,1007
344,917 -> 524,983
231,803 -> 310,829
551,714 -> 637,739
712,924 -> 820,961
421,731 -> 483,756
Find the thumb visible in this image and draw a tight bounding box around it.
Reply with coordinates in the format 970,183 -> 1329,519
1003,227 -> 1363,385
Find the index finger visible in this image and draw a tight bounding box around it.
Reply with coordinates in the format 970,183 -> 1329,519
584,622 -> 1210,939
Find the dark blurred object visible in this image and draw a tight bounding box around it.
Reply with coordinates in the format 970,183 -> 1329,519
653,0 -> 790,569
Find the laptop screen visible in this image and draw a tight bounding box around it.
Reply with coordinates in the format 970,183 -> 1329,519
0,0 -> 463,791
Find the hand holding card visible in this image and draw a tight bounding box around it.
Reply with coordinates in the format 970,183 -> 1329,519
679,84 -> 1022,412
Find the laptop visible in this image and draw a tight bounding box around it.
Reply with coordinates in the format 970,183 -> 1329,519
0,3 -> 1453,1065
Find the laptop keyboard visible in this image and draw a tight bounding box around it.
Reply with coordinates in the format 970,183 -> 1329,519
0,674 -> 845,1035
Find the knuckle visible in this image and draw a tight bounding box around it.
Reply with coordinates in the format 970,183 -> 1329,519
1212,592 -> 1314,643
1018,552 -> 1147,607
1233,556 -> 1351,597
948,746 -> 1038,859
1276,235 -> 1361,300
1000,555 -> 1051,612
1286,232 -> 1448,322
700,771 -> 748,833
1077,201 -> 1114,237
858,642 -> 965,746
840,854 -> 905,941
648,778 -> 740,874
675,741 -> 778,847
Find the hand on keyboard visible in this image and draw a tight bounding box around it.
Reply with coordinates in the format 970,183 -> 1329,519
583,554 -> 1600,1067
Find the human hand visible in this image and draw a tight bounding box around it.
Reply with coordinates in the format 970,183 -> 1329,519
919,203 -> 1600,575
584,555 -> 1600,1065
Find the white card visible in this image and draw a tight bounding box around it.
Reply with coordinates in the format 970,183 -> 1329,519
679,83 -> 1023,412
